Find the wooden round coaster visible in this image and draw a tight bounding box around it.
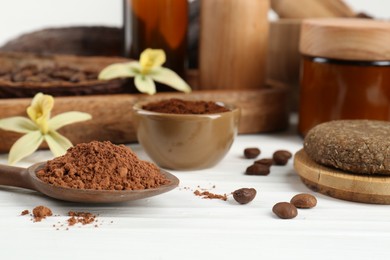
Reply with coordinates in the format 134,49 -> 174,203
294,149 -> 390,204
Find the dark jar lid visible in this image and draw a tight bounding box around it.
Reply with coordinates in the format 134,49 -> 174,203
300,18 -> 390,61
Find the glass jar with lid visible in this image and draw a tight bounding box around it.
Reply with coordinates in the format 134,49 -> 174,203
298,18 -> 390,136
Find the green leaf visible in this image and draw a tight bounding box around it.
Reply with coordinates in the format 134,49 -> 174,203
135,75 -> 156,95
44,130 -> 73,157
0,117 -> 37,133
49,111 -> 92,131
8,131 -> 43,165
150,68 -> 191,93
98,62 -> 140,80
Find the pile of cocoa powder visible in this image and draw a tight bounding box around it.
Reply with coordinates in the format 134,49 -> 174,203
142,98 -> 230,114
36,141 -> 169,190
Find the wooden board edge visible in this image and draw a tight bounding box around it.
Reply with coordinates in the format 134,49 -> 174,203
294,149 -> 390,204
300,177 -> 390,205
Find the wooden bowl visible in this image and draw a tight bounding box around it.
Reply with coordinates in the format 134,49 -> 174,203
133,101 -> 240,170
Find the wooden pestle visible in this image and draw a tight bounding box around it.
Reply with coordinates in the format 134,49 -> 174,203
321,0 -> 356,17
271,0 -> 356,18
199,0 -> 269,90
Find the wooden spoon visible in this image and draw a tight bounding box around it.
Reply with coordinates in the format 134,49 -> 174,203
0,162 -> 179,203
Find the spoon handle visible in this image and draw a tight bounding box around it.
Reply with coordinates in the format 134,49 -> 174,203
0,164 -> 35,190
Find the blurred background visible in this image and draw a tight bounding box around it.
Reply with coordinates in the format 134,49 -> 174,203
0,0 -> 388,46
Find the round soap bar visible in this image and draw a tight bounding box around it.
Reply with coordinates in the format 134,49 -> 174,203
304,120 -> 390,175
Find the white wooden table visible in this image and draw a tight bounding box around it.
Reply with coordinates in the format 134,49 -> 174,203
1,124 -> 389,260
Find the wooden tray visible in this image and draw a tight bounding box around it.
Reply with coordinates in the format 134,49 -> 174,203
0,25 -> 289,153
0,52 -> 130,98
0,85 -> 289,153
294,149 -> 390,204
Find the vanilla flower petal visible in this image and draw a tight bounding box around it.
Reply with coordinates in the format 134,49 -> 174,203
98,62 -> 139,80
0,117 -> 38,133
49,112 -> 92,131
27,93 -> 54,123
150,68 -> 191,93
1,92 -> 92,164
135,75 -> 156,95
44,130 -> 73,157
98,49 -> 191,94
140,49 -> 166,74
26,93 -> 44,121
8,131 -> 43,165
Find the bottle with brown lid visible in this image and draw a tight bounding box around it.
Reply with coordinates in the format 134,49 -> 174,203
123,0 -> 188,78
298,18 -> 390,136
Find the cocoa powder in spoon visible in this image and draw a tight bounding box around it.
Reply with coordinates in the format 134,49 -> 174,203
36,141 -> 169,190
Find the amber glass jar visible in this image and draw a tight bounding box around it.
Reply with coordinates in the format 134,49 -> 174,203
298,19 -> 390,136
123,0 -> 188,77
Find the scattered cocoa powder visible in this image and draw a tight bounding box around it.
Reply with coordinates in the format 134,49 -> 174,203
36,141 -> 170,190
32,206 -> 53,222
194,190 -> 228,201
67,217 -> 77,226
67,211 -> 96,226
21,209 -> 29,216
21,206 -> 103,228
142,98 -> 230,114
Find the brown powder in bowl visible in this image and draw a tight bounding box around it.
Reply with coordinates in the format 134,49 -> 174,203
142,98 -> 230,114
36,141 -> 170,190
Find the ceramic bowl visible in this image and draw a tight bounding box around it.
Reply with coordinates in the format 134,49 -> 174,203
133,101 -> 240,170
